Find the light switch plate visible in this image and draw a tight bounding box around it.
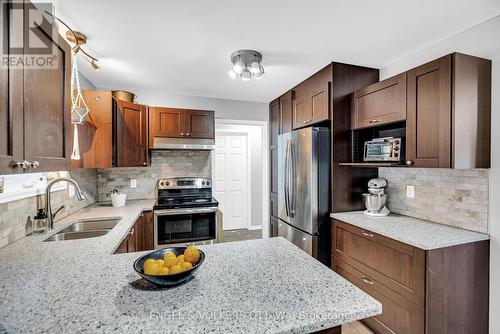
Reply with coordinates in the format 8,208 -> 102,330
130,179 -> 137,188
406,185 -> 415,198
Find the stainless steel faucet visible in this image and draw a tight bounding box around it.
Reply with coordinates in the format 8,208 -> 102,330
45,177 -> 86,230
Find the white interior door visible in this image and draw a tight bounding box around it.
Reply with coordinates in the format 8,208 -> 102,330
213,134 -> 248,230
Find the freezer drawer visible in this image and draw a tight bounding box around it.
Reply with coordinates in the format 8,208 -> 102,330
278,220 -> 317,258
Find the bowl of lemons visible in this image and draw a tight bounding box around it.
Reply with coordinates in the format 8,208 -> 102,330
133,246 -> 204,287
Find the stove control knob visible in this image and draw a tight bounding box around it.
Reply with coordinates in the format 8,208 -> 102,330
206,181 -> 210,186
202,181 -> 206,185
165,181 -> 170,186
160,182 -> 164,187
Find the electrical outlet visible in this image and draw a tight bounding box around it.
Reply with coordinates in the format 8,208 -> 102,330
406,185 -> 415,199
130,179 -> 137,189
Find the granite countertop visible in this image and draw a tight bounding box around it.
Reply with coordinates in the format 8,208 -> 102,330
0,201 -> 381,334
331,211 -> 489,250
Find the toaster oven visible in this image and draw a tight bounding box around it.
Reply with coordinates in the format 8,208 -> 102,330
364,137 -> 402,162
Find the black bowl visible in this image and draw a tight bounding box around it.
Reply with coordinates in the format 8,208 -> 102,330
133,247 -> 205,287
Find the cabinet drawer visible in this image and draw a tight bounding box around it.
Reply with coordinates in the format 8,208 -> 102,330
334,260 -> 424,334
332,219 -> 425,306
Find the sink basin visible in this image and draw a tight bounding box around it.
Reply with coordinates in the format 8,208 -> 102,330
44,230 -> 111,242
44,217 -> 121,242
58,217 -> 121,233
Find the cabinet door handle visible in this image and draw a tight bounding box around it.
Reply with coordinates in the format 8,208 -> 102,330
406,160 -> 414,166
180,133 -> 185,136
362,231 -> 374,238
13,161 -> 28,169
30,161 -> 40,169
129,228 -> 134,236
142,162 -> 147,166
369,119 -> 381,124
303,119 -> 311,124
186,133 -> 191,136
361,276 -> 374,285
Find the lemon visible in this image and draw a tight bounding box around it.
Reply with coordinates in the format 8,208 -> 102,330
143,258 -> 156,271
164,256 -> 179,268
181,262 -> 193,271
144,262 -> 159,275
156,259 -> 165,268
169,264 -> 183,274
157,267 -> 169,275
163,252 -> 176,261
177,255 -> 185,264
184,246 -> 200,265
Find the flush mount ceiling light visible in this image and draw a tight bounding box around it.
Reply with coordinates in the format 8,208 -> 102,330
228,50 -> 264,81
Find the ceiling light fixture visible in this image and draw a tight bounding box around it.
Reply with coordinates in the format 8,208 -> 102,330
229,50 -> 264,81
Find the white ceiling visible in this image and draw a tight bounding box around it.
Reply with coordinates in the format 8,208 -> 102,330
56,0 -> 500,103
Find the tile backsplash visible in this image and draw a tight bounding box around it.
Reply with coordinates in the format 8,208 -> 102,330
0,169 -> 97,248
379,168 -> 489,233
97,150 -> 212,201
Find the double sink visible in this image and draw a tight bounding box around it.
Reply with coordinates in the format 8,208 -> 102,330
44,217 -> 122,242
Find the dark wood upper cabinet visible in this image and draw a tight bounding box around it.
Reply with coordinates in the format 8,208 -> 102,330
114,100 -> 148,167
185,110 -> 214,138
71,90 -> 113,169
407,56 -> 452,168
406,53 -> 491,168
269,99 -> 280,146
149,107 -> 184,139
279,91 -> 293,134
292,65 -> 331,129
149,107 -> 214,145
0,1 -> 71,174
0,1 -> 24,174
269,99 -> 279,196
352,72 -> 407,129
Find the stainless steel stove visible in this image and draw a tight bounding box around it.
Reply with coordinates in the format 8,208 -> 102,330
153,177 -> 218,249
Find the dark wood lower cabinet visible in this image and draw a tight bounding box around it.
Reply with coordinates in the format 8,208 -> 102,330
115,210 -> 154,254
332,219 -> 489,334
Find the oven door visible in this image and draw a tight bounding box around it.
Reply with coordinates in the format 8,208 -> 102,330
154,207 -> 217,249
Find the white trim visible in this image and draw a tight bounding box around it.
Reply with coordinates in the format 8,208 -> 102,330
214,118 -> 269,236
247,225 -> 263,230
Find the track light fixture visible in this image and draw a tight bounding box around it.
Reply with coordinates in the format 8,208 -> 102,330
228,50 -> 264,81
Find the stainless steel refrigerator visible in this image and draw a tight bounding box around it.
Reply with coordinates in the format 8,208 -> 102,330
278,127 -> 330,265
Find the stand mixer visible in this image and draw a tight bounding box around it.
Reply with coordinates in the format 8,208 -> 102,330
362,178 -> 390,217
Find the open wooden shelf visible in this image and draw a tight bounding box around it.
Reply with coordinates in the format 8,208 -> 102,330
338,162 -> 406,168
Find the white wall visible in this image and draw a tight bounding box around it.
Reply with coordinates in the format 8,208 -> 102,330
110,89 -> 269,121
79,72 -> 96,90
379,15 -> 500,333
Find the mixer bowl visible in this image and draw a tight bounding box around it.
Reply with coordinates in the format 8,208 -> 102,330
362,193 -> 387,212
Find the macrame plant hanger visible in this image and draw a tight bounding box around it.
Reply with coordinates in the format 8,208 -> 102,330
70,53 -> 89,160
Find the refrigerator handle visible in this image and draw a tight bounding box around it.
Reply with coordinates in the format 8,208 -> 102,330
284,139 -> 290,217
289,140 -> 296,216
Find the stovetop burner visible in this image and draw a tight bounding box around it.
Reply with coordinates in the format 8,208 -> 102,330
154,177 -> 218,210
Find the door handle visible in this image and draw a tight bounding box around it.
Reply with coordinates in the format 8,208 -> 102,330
361,276 -> 374,285
284,139 -> 290,217
362,231 -> 374,238
289,140 -> 296,217
369,119 -> 381,124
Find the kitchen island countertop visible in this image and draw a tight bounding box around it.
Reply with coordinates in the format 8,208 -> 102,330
0,201 -> 381,333
331,211 -> 489,250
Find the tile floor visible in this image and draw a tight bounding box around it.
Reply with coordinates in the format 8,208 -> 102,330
342,321 -> 373,334
222,228 -> 262,242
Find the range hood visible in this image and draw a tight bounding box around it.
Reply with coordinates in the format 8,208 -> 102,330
152,137 -> 215,150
